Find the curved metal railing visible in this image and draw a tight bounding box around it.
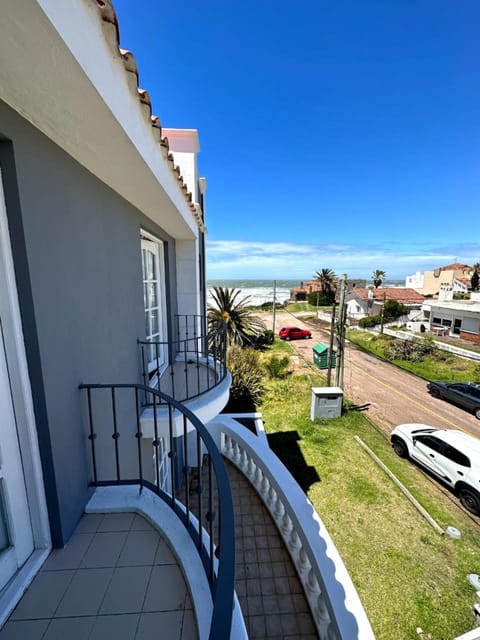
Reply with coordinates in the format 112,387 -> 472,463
79,382 -> 235,640
138,315 -> 227,404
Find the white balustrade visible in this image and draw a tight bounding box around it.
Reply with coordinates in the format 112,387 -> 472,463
208,416 -> 376,640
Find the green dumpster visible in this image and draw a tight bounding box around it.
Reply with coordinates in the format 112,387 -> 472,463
312,342 -> 336,369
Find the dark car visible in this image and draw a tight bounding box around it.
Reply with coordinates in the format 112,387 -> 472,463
278,326 -> 312,341
427,381 -> 480,420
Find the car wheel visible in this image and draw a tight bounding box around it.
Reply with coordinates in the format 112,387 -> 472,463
458,486 -> 480,515
392,438 -> 408,458
285,336 -> 291,341
429,387 -> 440,398
475,408 -> 480,420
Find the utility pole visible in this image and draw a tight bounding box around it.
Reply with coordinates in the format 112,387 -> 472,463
326,301 -> 336,386
334,274 -> 347,388
380,290 -> 387,334
272,280 -> 277,336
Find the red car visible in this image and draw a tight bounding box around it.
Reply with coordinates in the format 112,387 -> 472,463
279,326 -> 312,341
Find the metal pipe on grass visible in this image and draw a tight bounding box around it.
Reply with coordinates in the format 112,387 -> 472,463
354,435 -> 445,536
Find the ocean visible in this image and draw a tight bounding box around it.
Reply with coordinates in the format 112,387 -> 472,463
207,279 -> 298,307
206,278 -> 405,308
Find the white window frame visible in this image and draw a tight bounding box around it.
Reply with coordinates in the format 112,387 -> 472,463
141,231 -> 168,377
0,167 -> 50,625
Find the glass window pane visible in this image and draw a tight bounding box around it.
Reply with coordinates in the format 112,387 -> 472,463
147,283 -> 158,308
151,309 -> 159,336
145,311 -> 151,338
147,251 -> 156,280
142,249 -> 147,280
143,284 -> 147,309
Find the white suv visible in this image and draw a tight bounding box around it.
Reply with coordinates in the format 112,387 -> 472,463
391,423 -> 480,515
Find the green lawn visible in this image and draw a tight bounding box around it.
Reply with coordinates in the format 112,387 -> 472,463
259,342 -> 480,639
347,329 -> 480,382
285,302 -> 333,313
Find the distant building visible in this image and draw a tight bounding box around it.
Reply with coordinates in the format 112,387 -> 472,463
422,286 -> 480,343
346,287 -> 424,320
290,278 -> 367,302
405,263 -> 473,296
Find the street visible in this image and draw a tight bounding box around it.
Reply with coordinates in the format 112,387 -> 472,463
265,310 -> 480,439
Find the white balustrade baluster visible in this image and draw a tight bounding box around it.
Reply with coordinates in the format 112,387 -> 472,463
306,568 -> 321,596
281,512 -> 293,537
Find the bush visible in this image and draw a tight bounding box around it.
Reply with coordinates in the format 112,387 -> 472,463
249,329 -> 275,349
264,354 -> 291,379
384,335 -> 437,363
227,346 -> 265,407
359,315 -> 381,328
307,291 -> 334,306
383,300 -> 408,320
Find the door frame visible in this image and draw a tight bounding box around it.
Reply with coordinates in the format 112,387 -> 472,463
141,230 -> 168,375
0,167 -> 51,625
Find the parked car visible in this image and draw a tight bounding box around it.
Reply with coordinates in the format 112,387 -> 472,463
427,381 -> 480,420
391,423 -> 480,514
279,326 -> 312,341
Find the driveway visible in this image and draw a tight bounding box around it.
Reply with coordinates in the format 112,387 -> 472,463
265,310 -> 480,439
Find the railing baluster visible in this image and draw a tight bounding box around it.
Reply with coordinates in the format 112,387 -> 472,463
207,454 -> 215,582
183,338 -> 189,401
140,342 -> 147,406
170,355 -> 176,401
168,402 -> 176,507
134,387 -> 143,491
197,429 -> 203,551
111,386 -> 121,482
86,387 -> 98,484
152,392 -> 160,492
195,321 -> 201,396
183,413 -> 190,526
155,342 -> 160,395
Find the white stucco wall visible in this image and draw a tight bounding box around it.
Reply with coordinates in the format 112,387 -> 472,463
176,239 -> 201,317
405,271 -> 424,289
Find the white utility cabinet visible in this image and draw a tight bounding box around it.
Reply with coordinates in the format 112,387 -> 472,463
311,386 -> 343,420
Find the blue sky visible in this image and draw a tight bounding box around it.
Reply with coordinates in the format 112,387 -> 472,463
114,0 -> 480,281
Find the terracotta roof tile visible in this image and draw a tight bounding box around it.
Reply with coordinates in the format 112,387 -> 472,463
93,0 -> 205,232
349,288 -> 424,303
440,263 -> 471,271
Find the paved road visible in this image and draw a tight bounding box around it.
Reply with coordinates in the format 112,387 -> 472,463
266,311 -> 480,439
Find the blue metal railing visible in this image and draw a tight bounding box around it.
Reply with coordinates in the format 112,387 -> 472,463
79,382 -> 235,640
138,315 -> 227,404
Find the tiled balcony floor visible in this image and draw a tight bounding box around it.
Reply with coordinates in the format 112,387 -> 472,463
2,464 -> 318,640
157,360 -> 219,403
0,513 -> 197,640
226,463 -> 317,640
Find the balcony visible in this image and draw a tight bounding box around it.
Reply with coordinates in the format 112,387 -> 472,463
138,315 -> 228,405
3,385 -> 375,639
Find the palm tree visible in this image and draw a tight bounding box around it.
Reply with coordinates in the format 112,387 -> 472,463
208,287 -> 266,347
372,269 -> 386,288
314,268 -> 336,300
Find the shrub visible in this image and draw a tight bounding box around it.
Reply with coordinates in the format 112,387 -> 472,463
264,354 -> 291,379
359,315 -> 381,328
307,291 -> 334,306
250,329 -> 275,349
383,300 -> 408,320
384,335 -> 437,363
227,346 -> 265,407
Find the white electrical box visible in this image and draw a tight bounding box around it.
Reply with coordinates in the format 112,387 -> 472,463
311,387 -> 343,420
